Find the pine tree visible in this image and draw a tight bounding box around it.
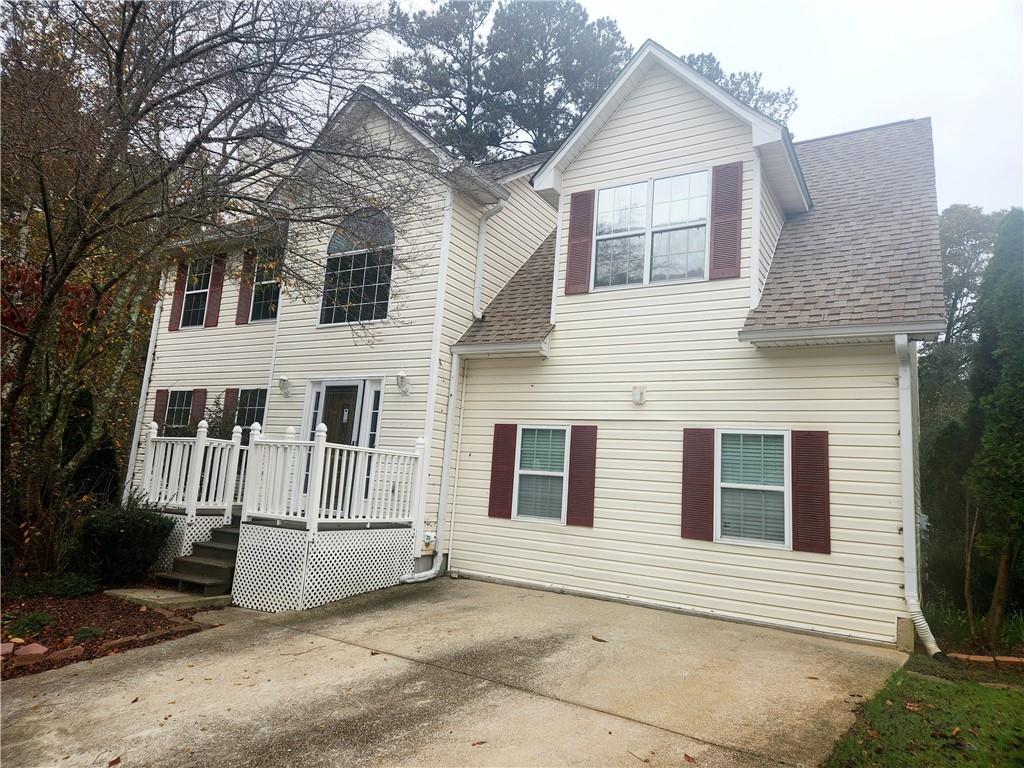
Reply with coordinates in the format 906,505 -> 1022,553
681,52 -> 798,125
387,0 -> 500,160
485,0 -> 632,154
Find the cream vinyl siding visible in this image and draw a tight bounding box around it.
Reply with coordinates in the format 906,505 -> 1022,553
449,63 -> 908,644
759,181 -> 784,294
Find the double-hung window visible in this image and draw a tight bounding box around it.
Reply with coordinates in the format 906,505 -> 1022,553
513,426 -> 569,522
234,388 -> 267,444
164,390 -> 193,429
180,257 -> 213,327
249,248 -> 281,322
593,170 -> 709,289
716,430 -> 790,547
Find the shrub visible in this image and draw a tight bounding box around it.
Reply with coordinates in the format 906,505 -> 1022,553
76,496 -> 174,585
8,611 -> 54,637
73,626 -> 103,643
8,572 -> 97,599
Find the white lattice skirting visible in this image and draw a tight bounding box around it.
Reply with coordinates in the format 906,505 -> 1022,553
154,513 -> 224,572
231,524 -> 416,612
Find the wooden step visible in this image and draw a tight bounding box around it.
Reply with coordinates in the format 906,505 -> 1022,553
172,555 -> 234,581
191,540 -> 238,563
210,527 -> 239,546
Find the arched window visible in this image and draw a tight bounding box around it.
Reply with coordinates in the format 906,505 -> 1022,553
321,209 -> 394,324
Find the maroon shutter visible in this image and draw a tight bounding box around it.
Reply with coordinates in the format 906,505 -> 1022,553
167,262 -> 187,331
566,425 -> 597,527
681,428 -> 715,540
153,389 -> 169,430
488,424 -> 517,518
565,190 -> 595,295
204,254 -> 226,328
190,388 -> 207,426
236,250 -> 255,325
792,430 -> 831,554
709,162 -> 743,280
223,388 -> 239,424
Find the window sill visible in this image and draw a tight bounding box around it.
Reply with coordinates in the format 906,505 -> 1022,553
511,514 -> 566,526
247,318 -> 278,325
590,275 -> 709,293
714,535 -> 791,552
315,318 -> 390,329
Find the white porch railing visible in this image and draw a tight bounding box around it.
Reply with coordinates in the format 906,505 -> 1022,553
140,420 -> 242,525
239,423 -> 424,535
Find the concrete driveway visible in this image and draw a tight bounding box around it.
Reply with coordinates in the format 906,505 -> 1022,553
2,578 -> 904,767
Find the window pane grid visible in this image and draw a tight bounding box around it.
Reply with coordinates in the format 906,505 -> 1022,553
718,432 -> 787,546
165,391 -> 192,428
516,427 -> 567,521
181,258 -> 212,327
320,248 -> 392,325
250,249 -> 281,322
234,388 -> 267,444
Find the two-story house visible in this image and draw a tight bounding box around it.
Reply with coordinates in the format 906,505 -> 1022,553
130,40 -> 945,654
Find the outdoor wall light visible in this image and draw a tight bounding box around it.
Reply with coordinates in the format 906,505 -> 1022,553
278,376 -> 291,397
632,385 -> 646,405
395,370 -> 410,396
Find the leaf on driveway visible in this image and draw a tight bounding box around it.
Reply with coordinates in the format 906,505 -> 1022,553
108,757 -> 122,767
471,741 -> 487,747
684,754 -> 697,763
130,697 -> 139,704
591,635 -> 607,643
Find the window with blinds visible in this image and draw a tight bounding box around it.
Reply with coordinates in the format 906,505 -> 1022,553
718,431 -> 788,545
514,427 -> 569,522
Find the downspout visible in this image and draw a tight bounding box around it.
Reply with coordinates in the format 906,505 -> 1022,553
122,276 -> 165,502
472,200 -> 507,319
402,347 -> 460,582
896,333 -> 945,659
446,357 -> 469,560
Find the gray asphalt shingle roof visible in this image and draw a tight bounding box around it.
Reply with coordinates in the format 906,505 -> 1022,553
475,151 -> 553,181
457,232 -> 555,346
743,118 -> 945,335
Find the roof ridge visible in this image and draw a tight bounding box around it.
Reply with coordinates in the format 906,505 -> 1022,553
794,118 -> 928,146
476,150 -> 552,168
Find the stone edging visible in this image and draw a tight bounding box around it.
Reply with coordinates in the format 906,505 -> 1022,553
947,652 -> 1024,669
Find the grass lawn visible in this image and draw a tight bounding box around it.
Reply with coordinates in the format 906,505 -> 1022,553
823,656 -> 1024,767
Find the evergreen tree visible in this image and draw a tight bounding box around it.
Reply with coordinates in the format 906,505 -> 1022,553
965,208 -> 1024,647
387,0 -> 500,160
681,52 -> 798,125
485,0 -> 632,154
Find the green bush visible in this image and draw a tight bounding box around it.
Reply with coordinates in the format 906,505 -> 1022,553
76,496 -> 174,585
73,626 -> 103,643
8,572 -> 97,598
8,611 -> 54,637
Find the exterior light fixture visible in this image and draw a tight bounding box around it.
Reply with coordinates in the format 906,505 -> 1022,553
396,370 -> 410,396
632,385 -> 646,405
278,376 -> 291,397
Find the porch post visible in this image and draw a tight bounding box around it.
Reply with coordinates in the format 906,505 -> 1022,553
224,425 -> 243,525
412,436 -> 426,547
183,419 -> 207,525
140,421 -> 159,501
305,423 -> 327,541
240,422 -> 262,523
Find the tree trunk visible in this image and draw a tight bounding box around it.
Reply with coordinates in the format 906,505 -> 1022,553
985,538 -> 1012,649
964,501 -> 978,638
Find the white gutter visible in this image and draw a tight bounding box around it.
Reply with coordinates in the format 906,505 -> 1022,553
739,320 -> 946,345
472,199 -> 507,319
123,276 -> 165,502
895,333 -> 944,659
402,346 -> 460,583
411,188 -> 455,558
452,337 -> 550,359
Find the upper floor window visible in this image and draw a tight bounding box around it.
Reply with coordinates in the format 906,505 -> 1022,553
320,209 -> 393,325
249,248 -> 281,322
181,257 -> 213,327
593,170 -> 709,289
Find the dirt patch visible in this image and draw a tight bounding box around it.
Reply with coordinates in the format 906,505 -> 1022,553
2,592 -> 207,679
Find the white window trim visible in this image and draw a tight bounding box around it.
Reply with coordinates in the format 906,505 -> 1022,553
164,389 -> 193,428
234,387 -> 268,429
248,251 -> 281,324
590,170 -> 712,292
713,427 -> 792,550
317,246 -> 393,328
511,424 -> 571,525
179,259 -> 212,328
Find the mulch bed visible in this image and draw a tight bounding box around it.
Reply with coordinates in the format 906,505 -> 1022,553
2,592 -> 211,680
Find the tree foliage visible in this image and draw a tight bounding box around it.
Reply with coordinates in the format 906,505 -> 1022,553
939,204 -> 1003,343
1,1 -> 441,575
680,52 -> 798,125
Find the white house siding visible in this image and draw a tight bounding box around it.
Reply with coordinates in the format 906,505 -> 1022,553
448,63 -> 908,645
759,181 -> 785,295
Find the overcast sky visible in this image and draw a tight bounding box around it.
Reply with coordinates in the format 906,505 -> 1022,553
581,0 -> 1023,213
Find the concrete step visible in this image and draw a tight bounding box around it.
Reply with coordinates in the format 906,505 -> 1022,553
211,526 -> 239,546
192,540 -> 238,564
153,571 -> 231,597
172,555 -> 234,581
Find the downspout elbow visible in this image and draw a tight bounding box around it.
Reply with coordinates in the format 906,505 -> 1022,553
472,200 -> 507,320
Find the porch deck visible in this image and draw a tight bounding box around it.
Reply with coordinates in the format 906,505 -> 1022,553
136,420 -> 425,610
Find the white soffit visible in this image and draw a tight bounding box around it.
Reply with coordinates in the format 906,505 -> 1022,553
532,39 -> 811,214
